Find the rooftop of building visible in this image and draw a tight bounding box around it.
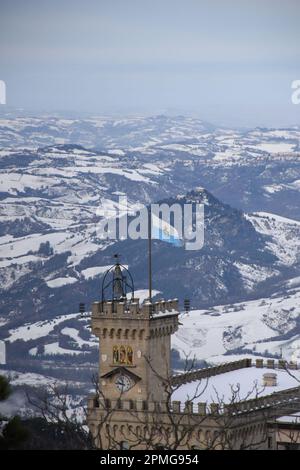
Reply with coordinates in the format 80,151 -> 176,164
172,364 -> 300,406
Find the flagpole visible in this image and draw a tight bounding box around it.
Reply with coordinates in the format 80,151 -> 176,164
148,205 -> 152,303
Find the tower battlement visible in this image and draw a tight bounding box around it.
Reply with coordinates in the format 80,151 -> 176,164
92,298 -> 179,319
91,298 -> 179,341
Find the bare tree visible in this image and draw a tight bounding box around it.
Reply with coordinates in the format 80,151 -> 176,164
26,382 -> 93,449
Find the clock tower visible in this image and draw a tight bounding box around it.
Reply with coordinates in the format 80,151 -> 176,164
87,259 -> 179,447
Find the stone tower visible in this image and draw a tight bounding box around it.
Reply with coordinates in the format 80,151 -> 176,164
87,261 -> 179,447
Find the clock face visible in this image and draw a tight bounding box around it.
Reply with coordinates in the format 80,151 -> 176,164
115,373 -> 133,392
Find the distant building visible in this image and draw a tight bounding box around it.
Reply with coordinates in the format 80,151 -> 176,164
87,262 -> 300,450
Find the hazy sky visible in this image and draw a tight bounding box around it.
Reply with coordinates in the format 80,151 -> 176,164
0,0 -> 300,126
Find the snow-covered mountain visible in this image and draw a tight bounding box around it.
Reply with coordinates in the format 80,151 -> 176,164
0,113 -> 300,392
1,114 -> 300,216
1,184 -> 299,323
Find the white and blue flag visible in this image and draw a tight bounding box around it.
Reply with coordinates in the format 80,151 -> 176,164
151,213 -> 183,247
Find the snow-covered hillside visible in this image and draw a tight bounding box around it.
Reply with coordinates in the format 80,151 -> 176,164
1,185 -> 298,321
173,285 -> 300,364
247,212 -> 300,266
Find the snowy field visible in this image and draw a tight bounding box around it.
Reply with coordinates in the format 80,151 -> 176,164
172,286 -> 300,363
6,313 -> 80,342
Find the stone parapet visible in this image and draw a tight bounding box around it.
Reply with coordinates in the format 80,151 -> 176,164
171,359 -> 300,387
171,359 -> 252,386
88,384 -> 300,419
255,359 -> 299,370
92,298 -> 179,319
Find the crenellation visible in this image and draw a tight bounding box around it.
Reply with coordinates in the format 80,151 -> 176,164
136,400 -> 146,412
92,298 -> 180,320
184,401 -> 193,414
141,302 -> 152,316
267,359 -> 275,368
172,401 -> 181,413
254,359 -> 298,370
210,403 -> 219,415
171,358 -> 252,386
147,402 -> 156,413
255,359 -> 263,368
89,395 -> 216,416
198,402 -> 206,415
129,302 -> 139,315
116,302 -> 125,315
88,380 -> 300,426
289,361 -> 298,370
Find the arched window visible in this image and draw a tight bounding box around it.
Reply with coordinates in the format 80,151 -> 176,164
117,328 -> 122,339
127,346 -> 133,365
112,345 -> 134,365
113,345 -> 119,364
119,345 -> 126,363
